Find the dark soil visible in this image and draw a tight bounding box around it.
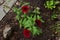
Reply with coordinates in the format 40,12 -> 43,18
0,0 -> 60,40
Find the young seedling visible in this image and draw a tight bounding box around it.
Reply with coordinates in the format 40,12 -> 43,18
33,7 -> 40,14
51,13 -> 58,20
44,0 -> 60,10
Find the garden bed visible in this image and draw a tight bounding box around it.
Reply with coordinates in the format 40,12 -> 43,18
0,0 -> 60,40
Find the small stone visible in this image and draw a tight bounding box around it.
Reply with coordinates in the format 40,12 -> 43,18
3,25 -> 11,38
56,37 -> 58,40
16,1 -> 20,6
48,39 -> 50,40
55,32 -> 58,34
15,22 -> 18,25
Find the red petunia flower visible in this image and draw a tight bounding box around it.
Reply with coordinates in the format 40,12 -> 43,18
35,19 -> 42,27
21,5 -> 29,13
23,29 -> 30,38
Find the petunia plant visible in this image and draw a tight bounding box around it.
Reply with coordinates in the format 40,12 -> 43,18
13,2 -> 44,38
44,0 -> 60,10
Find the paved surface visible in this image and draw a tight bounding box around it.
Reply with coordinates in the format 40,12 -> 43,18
0,6 -> 5,21
0,0 -> 17,21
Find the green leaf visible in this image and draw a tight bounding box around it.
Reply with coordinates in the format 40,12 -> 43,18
16,9 -> 22,15
23,14 -> 27,17
32,26 -> 42,36
22,18 -> 27,24
16,11 -> 20,15
37,15 -> 42,19
13,7 -> 22,15
40,19 -> 45,23
19,19 -> 23,28
50,0 -> 54,5
24,20 -> 33,28
33,7 -> 40,14
22,15 -> 35,28
27,16 -> 33,20
47,1 -> 49,6
16,15 -> 20,20
33,15 -> 36,21
13,7 -> 17,13
37,15 -> 44,23
24,21 -> 31,28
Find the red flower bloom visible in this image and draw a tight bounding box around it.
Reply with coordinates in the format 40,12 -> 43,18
21,5 -> 29,13
23,29 -> 30,38
35,19 -> 42,27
